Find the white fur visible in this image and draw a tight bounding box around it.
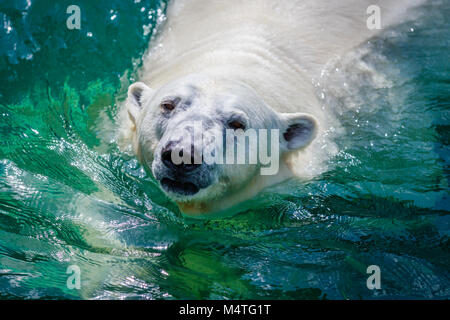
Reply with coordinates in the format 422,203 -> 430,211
118,0 -> 424,217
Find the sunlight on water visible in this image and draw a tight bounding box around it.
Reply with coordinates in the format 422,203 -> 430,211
0,0 -> 448,299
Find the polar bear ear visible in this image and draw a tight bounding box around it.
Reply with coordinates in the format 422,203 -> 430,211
126,82 -> 152,125
280,113 -> 318,150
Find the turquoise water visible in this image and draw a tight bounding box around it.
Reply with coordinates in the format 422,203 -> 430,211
0,0 -> 449,299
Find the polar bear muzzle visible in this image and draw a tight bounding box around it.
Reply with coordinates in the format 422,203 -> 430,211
160,177 -> 200,196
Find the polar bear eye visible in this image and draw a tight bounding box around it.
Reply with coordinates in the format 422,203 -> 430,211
160,99 -> 177,112
228,120 -> 246,130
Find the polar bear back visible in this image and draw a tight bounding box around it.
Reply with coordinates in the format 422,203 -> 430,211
141,0 -> 423,115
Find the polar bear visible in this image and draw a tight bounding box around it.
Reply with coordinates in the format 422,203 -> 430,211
119,0 -> 423,218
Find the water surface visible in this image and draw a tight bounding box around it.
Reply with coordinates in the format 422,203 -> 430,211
0,0 -> 448,299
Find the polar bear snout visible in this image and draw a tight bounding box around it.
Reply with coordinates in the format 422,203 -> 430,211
152,132 -> 216,199
160,177 -> 201,197
161,142 -> 201,173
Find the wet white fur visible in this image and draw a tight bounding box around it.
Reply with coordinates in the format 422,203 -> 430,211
119,0 -> 424,216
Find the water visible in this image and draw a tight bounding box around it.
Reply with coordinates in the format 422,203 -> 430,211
0,0 -> 448,299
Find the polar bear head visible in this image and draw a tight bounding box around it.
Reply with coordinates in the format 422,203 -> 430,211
126,74 -> 317,217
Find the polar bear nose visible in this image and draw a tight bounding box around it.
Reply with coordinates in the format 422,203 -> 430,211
161,146 -> 200,172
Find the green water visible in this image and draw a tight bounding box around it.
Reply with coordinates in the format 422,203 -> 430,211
0,0 -> 448,299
